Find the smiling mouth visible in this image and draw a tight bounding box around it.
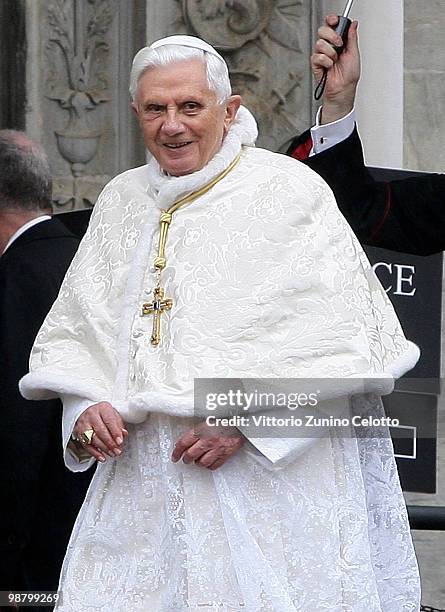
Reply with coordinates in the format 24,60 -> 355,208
164,142 -> 192,149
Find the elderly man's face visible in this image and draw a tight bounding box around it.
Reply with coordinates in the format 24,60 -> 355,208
132,59 -> 241,176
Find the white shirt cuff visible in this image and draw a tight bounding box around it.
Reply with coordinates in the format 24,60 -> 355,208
61,394 -> 96,472
241,433 -> 320,470
237,403 -> 321,469
310,107 -> 356,156
237,394 -> 352,468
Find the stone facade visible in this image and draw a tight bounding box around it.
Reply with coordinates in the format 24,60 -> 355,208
146,0 -> 314,153
403,3 -> 445,607
3,0 -> 147,212
404,0 -> 445,172
0,0 -> 316,211
2,2 -> 444,198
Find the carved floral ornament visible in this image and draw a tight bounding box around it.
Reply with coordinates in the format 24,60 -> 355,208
182,0 -> 274,50
180,0 -> 307,151
46,0 -> 115,178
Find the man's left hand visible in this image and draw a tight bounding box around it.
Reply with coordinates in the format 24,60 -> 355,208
312,15 -> 360,124
172,421 -> 245,470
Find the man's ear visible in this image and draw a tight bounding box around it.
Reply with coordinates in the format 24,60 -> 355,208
131,101 -> 139,118
223,95 -> 242,133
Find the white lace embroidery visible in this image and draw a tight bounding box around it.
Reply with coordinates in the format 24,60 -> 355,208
56,396 -> 419,611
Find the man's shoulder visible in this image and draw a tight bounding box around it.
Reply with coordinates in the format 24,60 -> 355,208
92,164 -> 152,216
243,146 -> 329,186
26,217 -> 78,242
0,231 -> 76,292
105,164 -> 149,192
2,224 -> 77,262
1,218 -> 78,264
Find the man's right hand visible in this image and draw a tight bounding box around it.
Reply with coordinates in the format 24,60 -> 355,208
312,15 -> 361,125
73,401 -> 128,463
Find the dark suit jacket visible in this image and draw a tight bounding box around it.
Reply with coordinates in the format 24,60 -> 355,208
0,217 -> 92,593
287,128 -> 445,255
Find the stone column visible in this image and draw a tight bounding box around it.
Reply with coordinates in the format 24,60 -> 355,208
146,0 -> 314,152
354,0 -> 404,168
404,0 -> 445,172
316,0 -> 405,169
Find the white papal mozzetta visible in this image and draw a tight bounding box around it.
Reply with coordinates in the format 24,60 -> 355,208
20,38 -> 420,612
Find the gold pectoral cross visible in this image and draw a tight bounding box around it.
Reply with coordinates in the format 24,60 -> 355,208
141,287 -> 173,346
140,151 -> 242,349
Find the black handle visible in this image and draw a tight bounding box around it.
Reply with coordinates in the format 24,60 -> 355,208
333,16 -> 352,54
314,15 -> 352,100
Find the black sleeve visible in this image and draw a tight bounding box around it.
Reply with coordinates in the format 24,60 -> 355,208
287,128 -> 445,256
0,236 -> 79,407
0,237 -> 80,549
372,174 -> 445,256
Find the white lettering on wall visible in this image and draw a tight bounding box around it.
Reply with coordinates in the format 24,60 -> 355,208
372,262 -> 417,297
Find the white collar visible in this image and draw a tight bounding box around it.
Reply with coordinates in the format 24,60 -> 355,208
146,105 -> 258,210
2,215 -> 51,255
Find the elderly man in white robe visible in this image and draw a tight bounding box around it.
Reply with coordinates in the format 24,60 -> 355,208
21,36 -> 421,611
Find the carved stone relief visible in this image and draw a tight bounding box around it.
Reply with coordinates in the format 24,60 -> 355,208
183,0 -> 274,50
45,0 -> 115,210
178,0 -> 311,151
22,0 -> 146,211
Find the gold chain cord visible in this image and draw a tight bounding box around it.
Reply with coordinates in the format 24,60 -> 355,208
153,150 -> 242,280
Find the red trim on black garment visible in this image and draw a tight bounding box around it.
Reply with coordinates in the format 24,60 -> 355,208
290,136 -> 313,161
368,183 -> 392,242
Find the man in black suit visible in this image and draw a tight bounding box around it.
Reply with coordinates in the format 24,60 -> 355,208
288,15 -> 445,256
0,131 -> 91,602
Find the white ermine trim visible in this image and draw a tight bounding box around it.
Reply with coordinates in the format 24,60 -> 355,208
117,339 -> 419,423
146,105 -> 258,209
384,341 -> 420,379
111,211 -> 158,405
19,371 -> 107,404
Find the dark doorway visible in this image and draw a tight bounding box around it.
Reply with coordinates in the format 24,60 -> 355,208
0,0 -> 27,130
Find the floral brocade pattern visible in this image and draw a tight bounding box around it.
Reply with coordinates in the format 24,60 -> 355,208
125,148 -> 417,424
24,147 -> 416,411
23,147 -> 420,610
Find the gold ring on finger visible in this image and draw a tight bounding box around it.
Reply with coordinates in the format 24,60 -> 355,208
81,428 -> 95,445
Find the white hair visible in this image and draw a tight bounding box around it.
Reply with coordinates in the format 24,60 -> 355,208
129,45 -> 232,104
